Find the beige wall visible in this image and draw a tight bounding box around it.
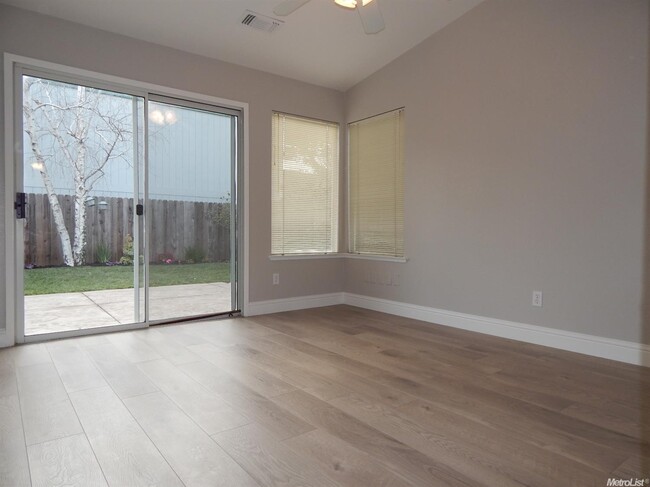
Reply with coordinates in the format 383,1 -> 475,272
345,0 -> 649,344
0,4 -> 346,334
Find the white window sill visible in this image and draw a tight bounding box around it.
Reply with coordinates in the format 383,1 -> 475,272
344,253 -> 408,263
269,253 -> 341,261
269,253 -> 408,263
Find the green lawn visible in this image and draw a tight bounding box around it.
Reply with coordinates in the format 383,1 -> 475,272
24,262 -> 230,295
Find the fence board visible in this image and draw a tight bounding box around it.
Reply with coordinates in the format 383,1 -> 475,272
24,194 -> 230,267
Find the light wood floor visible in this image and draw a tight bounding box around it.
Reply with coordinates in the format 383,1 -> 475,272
0,305 -> 648,486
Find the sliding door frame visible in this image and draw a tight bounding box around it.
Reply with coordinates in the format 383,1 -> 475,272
2,53 -> 249,347
146,93 -> 243,322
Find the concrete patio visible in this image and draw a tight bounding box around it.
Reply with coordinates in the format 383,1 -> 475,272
25,282 -> 233,335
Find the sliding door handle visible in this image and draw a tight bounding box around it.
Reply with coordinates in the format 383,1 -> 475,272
14,192 -> 26,219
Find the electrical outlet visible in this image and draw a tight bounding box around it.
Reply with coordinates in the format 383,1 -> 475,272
532,290 -> 543,307
272,273 -> 280,285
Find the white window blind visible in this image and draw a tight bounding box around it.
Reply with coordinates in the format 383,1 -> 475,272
349,109 -> 404,257
272,113 -> 339,254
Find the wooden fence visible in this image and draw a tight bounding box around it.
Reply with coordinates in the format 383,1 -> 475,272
24,193 -> 231,267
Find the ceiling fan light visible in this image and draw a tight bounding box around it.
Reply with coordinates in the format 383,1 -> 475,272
334,0 -> 357,9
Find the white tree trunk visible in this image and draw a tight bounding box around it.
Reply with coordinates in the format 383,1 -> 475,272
72,85 -> 89,266
41,167 -> 74,267
72,178 -> 88,266
23,81 -> 75,267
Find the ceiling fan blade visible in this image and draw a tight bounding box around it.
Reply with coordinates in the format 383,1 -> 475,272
357,0 -> 385,34
273,0 -> 312,16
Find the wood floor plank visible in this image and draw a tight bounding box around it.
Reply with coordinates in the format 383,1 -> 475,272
0,361 -> 17,398
418,364 -> 576,416
264,333 -> 391,378
355,329 -> 498,373
301,329 -> 388,358
478,350 -> 650,403
338,307 -> 527,356
16,362 -> 67,401
371,370 -> 630,471
47,341 -> 107,393
219,343 -> 350,401
331,393 -> 565,487
131,328 -> 201,365
290,307 -> 385,336
27,433 -> 107,487
154,325 -> 209,347
298,331 -> 452,381
83,343 -> 158,399
0,395 -> 31,487
188,343 -> 297,398
181,319 -> 278,346
16,363 -> 83,445
213,423 -> 339,487
124,392 -> 259,487
7,344 -> 52,368
0,348 -> 11,366
106,331 -> 162,363
610,456 -> 648,479
283,428 -> 415,487
137,358 -> 251,435
561,400 -> 649,440
69,386 -> 182,487
398,398 -> 613,483
215,317 -> 280,337
247,314 -> 332,339
245,336 -> 417,408
272,390 -> 478,487
180,360 -> 315,441
244,335 -> 368,379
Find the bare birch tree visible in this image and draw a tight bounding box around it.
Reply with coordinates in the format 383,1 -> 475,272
23,76 -> 132,266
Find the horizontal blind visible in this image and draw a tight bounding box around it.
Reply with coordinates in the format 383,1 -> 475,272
349,109 -> 404,257
272,113 -> 339,254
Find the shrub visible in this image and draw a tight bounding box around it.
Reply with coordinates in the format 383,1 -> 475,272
184,245 -> 205,264
209,193 -> 231,228
119,234 -> 134,265
95,241 -> 111,264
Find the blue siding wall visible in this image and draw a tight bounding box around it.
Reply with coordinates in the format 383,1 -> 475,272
24,103 -> 232,203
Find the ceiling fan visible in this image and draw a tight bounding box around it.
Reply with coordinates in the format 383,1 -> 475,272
273,0 -> 385,35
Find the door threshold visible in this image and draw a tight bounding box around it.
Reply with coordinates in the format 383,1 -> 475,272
150,310 -> 242,327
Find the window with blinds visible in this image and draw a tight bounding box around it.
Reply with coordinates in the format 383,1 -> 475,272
349,109 -> 404,257
272,112 -> 339,254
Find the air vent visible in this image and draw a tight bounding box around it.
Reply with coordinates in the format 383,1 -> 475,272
241,10 -> 283,32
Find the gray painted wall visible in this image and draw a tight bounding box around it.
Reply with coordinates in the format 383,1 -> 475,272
345,0 -> 649,344
2,0 -> 647,347
0,3 -> 346,334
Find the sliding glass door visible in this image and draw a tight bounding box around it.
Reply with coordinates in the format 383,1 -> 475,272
147,97 -> 238,322
16,70 -> 240,340
20,74 -> 145,336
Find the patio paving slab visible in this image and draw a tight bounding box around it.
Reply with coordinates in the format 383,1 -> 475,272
25,304 -> 118,335
24,283 -> 232,336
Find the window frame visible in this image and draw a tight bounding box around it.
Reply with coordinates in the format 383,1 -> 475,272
347,107 -> 405,259
270,111 -> 341,256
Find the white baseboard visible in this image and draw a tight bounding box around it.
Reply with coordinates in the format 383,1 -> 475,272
344,293 -> 650,367
245,292 -> 345,317
242,291 -> 649,367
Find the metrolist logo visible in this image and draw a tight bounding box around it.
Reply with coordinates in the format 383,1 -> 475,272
606,479 -> 650,487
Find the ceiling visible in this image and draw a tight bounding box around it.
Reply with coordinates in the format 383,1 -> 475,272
1,0 -> 485,91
